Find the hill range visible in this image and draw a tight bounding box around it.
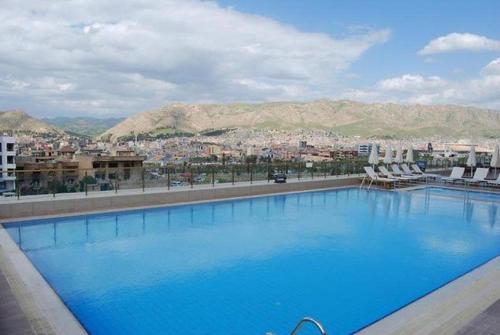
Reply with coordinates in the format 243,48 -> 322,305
2,100 -> 500,140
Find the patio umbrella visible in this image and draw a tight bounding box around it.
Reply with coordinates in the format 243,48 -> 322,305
383,145 -> 393,166
406,146 -> 414,163
466,145 -> 477,177
368,143 -> 379,168
490,144 -> 500,178
395,145 -> 404,164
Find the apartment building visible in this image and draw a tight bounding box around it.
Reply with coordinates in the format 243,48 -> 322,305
0,135 -> 16,193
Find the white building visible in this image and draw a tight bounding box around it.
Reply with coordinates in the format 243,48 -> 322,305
0,135 -> 16,193
357,143 -> 379,156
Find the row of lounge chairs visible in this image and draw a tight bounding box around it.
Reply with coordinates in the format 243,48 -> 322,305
362,164 -> 429,188
441,167 -> 500,186
362,164 -> 500,189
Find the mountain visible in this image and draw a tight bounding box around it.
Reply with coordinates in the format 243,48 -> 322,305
0,110 -> 63,135
43,116 -> 124,137
101,100 -> 500,140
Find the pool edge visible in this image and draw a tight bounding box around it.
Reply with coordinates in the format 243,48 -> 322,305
356,256 -> 500,335
0,227 -> 88,335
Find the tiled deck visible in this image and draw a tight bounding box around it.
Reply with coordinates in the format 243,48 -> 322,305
457,299 -> 500,335
0,267 -> 34,335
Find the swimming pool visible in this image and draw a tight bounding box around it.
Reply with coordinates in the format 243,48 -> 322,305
3,187 -> 500,334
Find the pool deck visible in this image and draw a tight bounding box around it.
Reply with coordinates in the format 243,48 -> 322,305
0,180 -> 499,334
357,256 -> 500,335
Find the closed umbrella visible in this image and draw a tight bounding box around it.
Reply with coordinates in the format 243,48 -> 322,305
395,145 -> 404,164
406,146 -> 414,163
368,143 -> 379,168
466,145 -> 477,177
383,145 -> 393,166
490,144 -> 500,178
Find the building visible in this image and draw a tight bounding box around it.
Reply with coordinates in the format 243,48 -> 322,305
15,159 -> 80,194
77,149 -> 145,186
357,143 -> 379,156
0,135 -> 16,193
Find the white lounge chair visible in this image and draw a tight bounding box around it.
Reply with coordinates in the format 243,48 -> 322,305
399,164 -> 427,180
441,167 -> 466,183
410,164 -> 441,179
379,166 -> 417,181
361,166 -> 397,188
391,164 -> 423,180
460,168 -> 489,185
487,174 -> 500,186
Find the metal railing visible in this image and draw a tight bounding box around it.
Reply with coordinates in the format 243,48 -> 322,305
290,317 -> 327,335
1,157 -> 459,199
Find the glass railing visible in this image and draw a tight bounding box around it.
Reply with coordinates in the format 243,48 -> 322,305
1,158 -> 459,199
4,160 -> 375,199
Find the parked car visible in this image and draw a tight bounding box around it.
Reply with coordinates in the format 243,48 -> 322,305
273,173 -> 287,183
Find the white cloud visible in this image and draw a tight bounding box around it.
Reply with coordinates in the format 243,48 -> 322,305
351,58 -> 500,109
419,33 -> 500,55
377,74 -> 447,92
481,58 -> 500,76
0,0 -> 390,116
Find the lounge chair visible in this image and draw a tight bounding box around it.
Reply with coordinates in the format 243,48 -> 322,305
361,167 -> 397,188
487,174 -> 500,186
379,166 -> 418,181
391,164 -> 424,180
441,167 -> 466,183
399,163 -> 427,180
410,164 -> 442,179
459,168 -> 489,185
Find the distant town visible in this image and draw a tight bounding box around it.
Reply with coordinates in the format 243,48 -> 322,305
0,127 -> 497,196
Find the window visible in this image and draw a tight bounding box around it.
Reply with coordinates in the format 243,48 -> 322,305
7,156 -> 14,164
109,162 -> 118,168
6,143 -> 14,151
0,143 -> 2,152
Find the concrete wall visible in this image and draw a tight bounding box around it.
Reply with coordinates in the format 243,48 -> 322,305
0,177 -> 360,220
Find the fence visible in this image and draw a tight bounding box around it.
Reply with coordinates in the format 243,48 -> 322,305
4,157 -> 456,199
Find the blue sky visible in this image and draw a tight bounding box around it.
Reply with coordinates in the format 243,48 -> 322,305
0,0 -> 499,117
220,0 -> 500,82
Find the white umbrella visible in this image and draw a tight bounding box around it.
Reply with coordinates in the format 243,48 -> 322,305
405,146 -> 414,163
466,145 -> 477,177
395,145 -> 404,164
490,144 -> 500,178
490,144 -> 500,167
383,145 -> 393,165
466,145 -> 477,167
368,143 -> 379,167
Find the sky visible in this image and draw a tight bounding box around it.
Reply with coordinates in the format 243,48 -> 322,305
0,0 -> 499,118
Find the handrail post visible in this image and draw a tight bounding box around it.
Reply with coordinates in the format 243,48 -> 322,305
250,164 -> 253,184
16,171 -> 20,200
52,173 -> 56,198
84,170 -> 88,196
142,168 -> 145,192
267,161 -> 270,183
211,167 -> 215,187
167,167 -> 171,190
232,166 -> 235,185
190,167 -> 193,189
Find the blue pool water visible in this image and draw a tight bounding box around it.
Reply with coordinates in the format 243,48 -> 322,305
4,187 -> 500,334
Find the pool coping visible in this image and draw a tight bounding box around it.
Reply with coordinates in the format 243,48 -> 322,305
356,256 -> 500,335
0,227 -> 87,335
0,185 -> 498,335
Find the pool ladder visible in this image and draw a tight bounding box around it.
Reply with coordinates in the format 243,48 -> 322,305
290,317 -> 327,335
266,317 -> 327,335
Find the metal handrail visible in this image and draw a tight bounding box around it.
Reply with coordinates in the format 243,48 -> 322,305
290,317 -> 327,335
